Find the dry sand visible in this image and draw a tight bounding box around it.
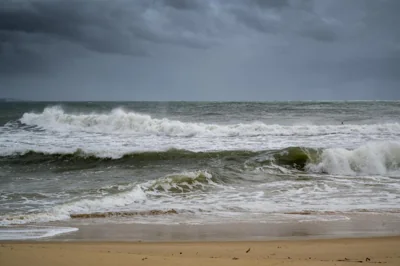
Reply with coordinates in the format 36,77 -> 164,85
1,237 -> 400,266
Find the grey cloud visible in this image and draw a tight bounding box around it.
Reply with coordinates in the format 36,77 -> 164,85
292,13 -> 339,42
230,8 -> 279,34
252,0 -> 290,9
299,27 -> 337,42
162,0 -> 205,10
0,42 -> 47,74
229,0 -> 339,42
331,55 -> 400,83
1,0 -> 400,100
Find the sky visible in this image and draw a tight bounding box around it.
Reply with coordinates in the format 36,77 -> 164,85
0,0 -> 399,101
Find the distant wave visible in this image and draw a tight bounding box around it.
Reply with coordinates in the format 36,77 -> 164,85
18,106 -> 400,137
2,143 -> 400,176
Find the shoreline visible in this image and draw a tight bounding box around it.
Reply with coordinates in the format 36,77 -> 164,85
2,211 -> 400,265
1,212 -> 400,242
2,234 -> 400,244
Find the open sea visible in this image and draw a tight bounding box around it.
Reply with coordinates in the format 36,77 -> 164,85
1,101 -> 400,240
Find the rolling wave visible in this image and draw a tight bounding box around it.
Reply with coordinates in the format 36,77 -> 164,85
2,143 -> 400,176
18,106 -> 400,137
0,149 -> 261,164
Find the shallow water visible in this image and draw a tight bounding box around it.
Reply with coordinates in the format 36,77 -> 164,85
1,101 -> 400,239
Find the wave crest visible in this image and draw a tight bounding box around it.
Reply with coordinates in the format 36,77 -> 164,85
19,106 -> 400,137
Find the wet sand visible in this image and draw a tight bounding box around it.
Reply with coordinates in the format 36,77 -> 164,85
2,237 -> 400,266
49,212 -> 400,241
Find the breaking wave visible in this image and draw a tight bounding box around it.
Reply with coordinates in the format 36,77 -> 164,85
18,106 -> 400,137
144,170 -> 217,193
306,141 -> 400,176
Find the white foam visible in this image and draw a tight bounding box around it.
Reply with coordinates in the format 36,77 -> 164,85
0,226 -> 78,240
306,141 -> 400,175
0,186 -> 148,226
142,170 -> 216,192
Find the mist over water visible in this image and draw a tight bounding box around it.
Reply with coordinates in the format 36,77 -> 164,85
1,101 -> 400,239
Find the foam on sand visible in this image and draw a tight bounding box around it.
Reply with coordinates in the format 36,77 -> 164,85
0,226 -> 78,240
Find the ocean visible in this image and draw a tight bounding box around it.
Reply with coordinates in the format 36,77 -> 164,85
1,101 -> 400,240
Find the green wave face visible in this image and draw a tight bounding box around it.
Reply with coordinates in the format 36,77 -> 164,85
2,149 -> 258,164
0,148 -> 319,171
272,147 -> 320,170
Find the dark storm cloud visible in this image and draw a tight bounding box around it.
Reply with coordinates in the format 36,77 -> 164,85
0,0 -> 337,60
0,0 -> 224,49
0,0 -> 216,72
0,0 -> 399,100
230,0 -> 339,42
0,1 -> 144,75
0,1 -> 149,55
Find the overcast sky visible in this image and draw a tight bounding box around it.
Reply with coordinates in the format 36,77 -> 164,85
0,0 -> 399,101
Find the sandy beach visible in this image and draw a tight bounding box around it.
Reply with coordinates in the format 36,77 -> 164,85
1,237 -> 400,266
2,212 -> 400,265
